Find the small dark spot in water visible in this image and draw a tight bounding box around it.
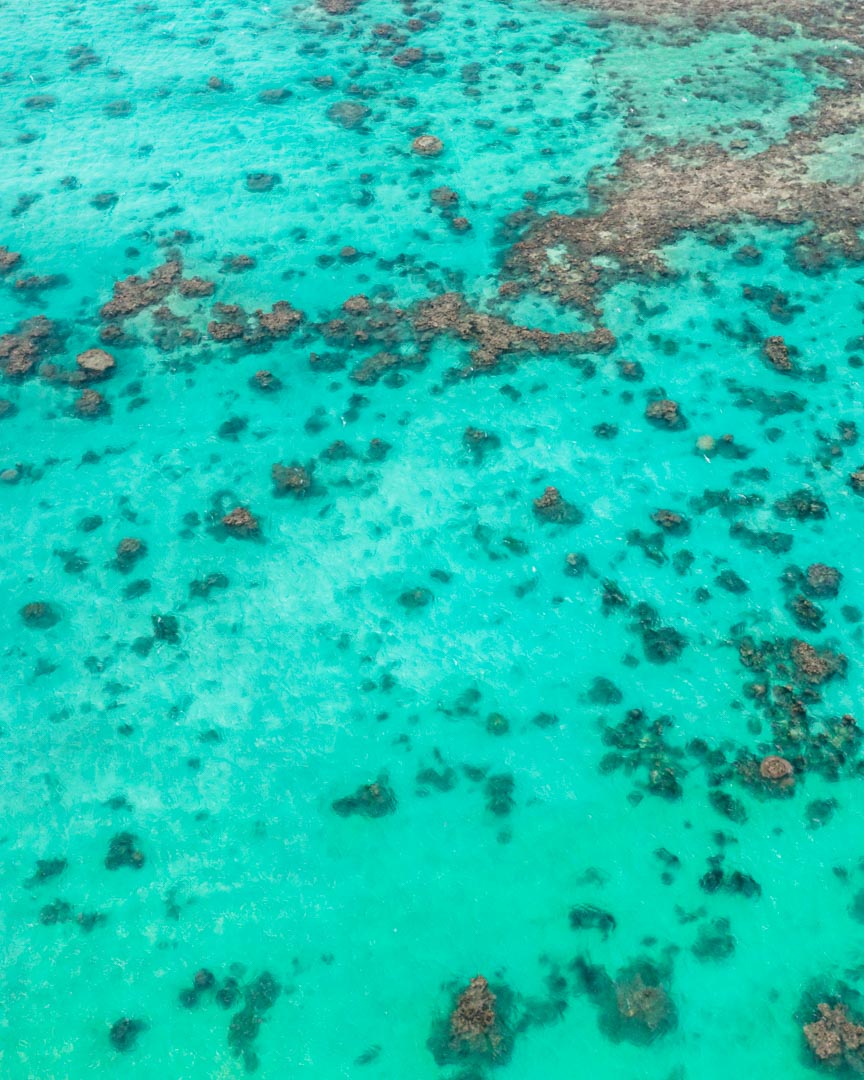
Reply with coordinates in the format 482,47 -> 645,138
104,832 -> 145,870
24,858 -> 67,888
398,587 -> 433,609
355,1044 -> 381,1065
485,773 -> 515,816
332,779 -> 397,818
806,798 -> 838,829
588,677 -> 622,705
692,918 -> 735,962
109,1017 -> 147,1052
569,904 -> 616,939
123,579 -> 151,600
39,899 -> 73,925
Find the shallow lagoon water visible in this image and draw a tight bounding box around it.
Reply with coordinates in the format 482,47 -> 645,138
2,0 -> 864,1077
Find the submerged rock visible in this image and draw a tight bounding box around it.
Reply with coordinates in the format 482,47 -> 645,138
227,971 -> 282,1071
152,614 -> 180,643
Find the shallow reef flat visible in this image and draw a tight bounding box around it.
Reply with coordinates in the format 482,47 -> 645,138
3,0 -> 864,1076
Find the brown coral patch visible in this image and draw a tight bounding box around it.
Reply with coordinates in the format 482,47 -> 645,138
76,348 -> 116,379
411,291 -> 613,373
450,976 -> 498,1049
255,301 -> 302,338
178,277 -> 215,298
0,316 -> 66,379
759,755 -> 794,781
0,246 -> 22,275
804,1002 -> 864,1066
74,389 -> 109,418
615,974 -> 673,1035
504,37 -> 864,313
100,261 -> 182,321
318,0 -> 362,11
791,639 -> 846,685
221,507 -> 259,535
272,462 -> 313,496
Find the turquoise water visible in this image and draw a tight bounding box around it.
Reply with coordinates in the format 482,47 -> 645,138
3,0 -> 864,1076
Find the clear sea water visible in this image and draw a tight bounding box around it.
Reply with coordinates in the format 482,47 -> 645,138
2,0 -> 863,1077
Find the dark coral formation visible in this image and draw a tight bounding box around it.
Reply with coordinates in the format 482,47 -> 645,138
104,832 -> 145,870
1,316 -> 66,378
332,779 -> 397,818
412,291 -> 613,374
569,904 -> 617,939
450,977 -> 499,1051
533,486 -> 583,525
109,1017 -> 147,1052
227,972 -> 282,1073
428,975 -> 515,1067
221,507 -> 259,536
24,858 -> 67,887
271,462 -> 313,497
763,335 -> 793,373
600,708 -> 685,799
114,537 -> 147,573
7,0 -> 864,1071
20,602 -> 60,629
645,398 -> 687,431
573,957 -> 677,1044
100,261 -> 182,321
504,11 -> 864,313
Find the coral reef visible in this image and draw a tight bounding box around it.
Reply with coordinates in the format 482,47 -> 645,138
803,1003 -> 864,1067
332,779 -> 397,818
